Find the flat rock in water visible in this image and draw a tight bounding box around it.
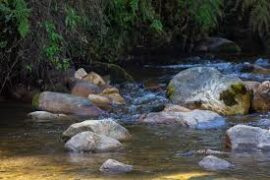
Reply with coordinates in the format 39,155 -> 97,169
99,159 -> 133,174
28,111 -> 71,121
62,119 -> 131,141
33,91 -> 104,117
225,124 -> 270,152
167,67 -> 251,115
139,110 -> 225,129
199,155 -> 233,171
64,131 -> 123,153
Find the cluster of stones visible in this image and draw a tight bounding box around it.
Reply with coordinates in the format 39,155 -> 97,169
26,66 -> 270,173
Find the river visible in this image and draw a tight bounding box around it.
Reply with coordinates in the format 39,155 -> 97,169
0,57 -> 270,179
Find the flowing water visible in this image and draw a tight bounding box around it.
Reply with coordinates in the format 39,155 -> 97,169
1,57 -> 270,179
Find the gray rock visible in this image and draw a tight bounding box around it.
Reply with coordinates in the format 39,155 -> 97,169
32,91 -> 104,117
195,37 -> 241,53
167,67 -> 251,115
199,155 -> 233,171
63,119 -> 131,141
139,110 -> 225,129
71,80 -> 101,98
100,159 -> 133,174
74,68 -> 88,79
27,111 -> 71,121
64,131 -> 123,153
225,124 -> 270,152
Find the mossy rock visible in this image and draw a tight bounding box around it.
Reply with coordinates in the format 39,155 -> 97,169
167,67 -> 251,115
85,62 -> 134,84
213,42 -> 241,53
32,93 -> 40,109
219,83 -> 251,115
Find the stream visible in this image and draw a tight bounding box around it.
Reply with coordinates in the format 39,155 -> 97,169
0,57 -> 270,179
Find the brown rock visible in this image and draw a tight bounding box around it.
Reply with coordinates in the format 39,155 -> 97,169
33,91 -> 104,117
163,104 -> 191,112
83,72 -> 106,86
100,87 -> 125,105
252,81 -> 270,112
88,94 -> 112,110
71,81 -> 100,98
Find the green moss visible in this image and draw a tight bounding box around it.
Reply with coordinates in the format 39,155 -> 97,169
166,82 -> 175,99
231,83 -> 247,94
216,43 -> 241,53
220,83 -> 247,106
32,93 -> 40,109
220,89 -> 237,106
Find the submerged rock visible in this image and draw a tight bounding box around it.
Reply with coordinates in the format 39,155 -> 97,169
28,111 -> 71,121
225,124 -> 270,152
167,67 -> 251,115
65,131 -> 123,153
62,119 -> 131,141
71,80 -> 101,98
32,91 -> 104,117
100,159 -> 133,174
199,155 -> 233,171
139,110 -> 225,129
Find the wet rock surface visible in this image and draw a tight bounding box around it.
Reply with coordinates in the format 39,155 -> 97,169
167,67 -> 251,115
27,111 -> 71,121
99,159 -> 133,174
32,91 -> 104,117
139,109 -> 225,129
64,131 -> 123,153
225,124 -> 270,152
62,119 -> 131,141
199,155 -> 233,171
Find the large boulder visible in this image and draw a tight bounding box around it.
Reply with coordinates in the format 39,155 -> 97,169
252,81 -> 270,112
167,67 -> 251,115
65,131 -> 123,153
62,119 -> 131,141
71,81 -> 101,98
195,37 -> 241,53
100,159 -> 133,174
199,155 -> 233,171
32,91 -> 104,117
225,124 -> 270,152
139,110 -> 225,129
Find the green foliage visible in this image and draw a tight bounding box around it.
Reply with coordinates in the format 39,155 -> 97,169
43,20 -> 70,71
180,0 -> 223,33
65,6 -> 81,31
0,0 -> 30,38
236,0 -> 270,36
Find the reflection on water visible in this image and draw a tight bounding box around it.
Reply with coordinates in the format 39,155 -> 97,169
1,57 -> 270,179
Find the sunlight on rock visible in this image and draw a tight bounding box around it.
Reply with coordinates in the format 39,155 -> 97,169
154,172 -> 214,180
